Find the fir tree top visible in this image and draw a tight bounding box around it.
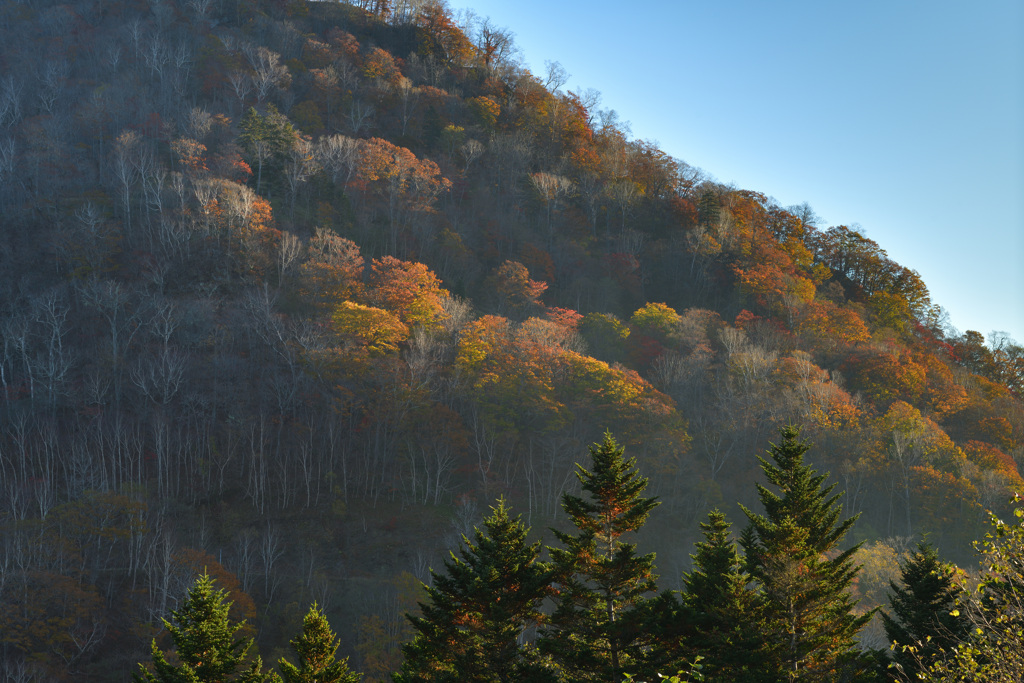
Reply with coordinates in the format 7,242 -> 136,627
739,425 -> 872,680
279,603 -> 361,683
136,574 -> 269,683
560,431 -> 659,546
745,424 -> 856,558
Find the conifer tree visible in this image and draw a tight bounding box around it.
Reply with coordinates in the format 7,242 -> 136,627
540,431 -> 660,682
882,542 -> 965,680
740,425 -> 872,681
913,503 -> 1024,682
394,498 -> 554,683
677,510 -> 765,683
279,604 -> 361,683
135,574 -> 272,683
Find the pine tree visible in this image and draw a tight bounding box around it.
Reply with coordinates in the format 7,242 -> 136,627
677,510 -> 765,683
540,431 -> 660,682
135,574 -> 272,683
882,543 -> 965,680
394,498 -> 554,683
279,604 -> 361,683
740,425 -> 872,682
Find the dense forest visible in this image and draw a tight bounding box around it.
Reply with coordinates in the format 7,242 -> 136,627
0,0 -> 1023,680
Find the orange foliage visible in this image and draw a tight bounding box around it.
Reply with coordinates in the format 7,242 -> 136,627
545,307 -> 583,331
362,47 -> 401,86
298,229 -> 365,313
239,195 -> 280,280
170,137 -> 208,175
356,138 -> 451,225
366,256 -> 448,330
415,0 -> 474,66
797,300 -> 870,350
920,354 -> 969,419
326,28 -> 361,65
172,548 -> 258,633
843,345 -> 927,407
963,440 -> 1022,483
488,260 -> 547,317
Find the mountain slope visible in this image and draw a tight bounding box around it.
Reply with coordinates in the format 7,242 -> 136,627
0,0 -> 1021,679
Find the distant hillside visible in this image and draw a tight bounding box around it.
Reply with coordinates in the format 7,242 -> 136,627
0,0 -> 1021,679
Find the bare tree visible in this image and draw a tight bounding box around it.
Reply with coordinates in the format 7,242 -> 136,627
244,45 -> 290,103
315,134 -> 360,186
347,99 -> 375,136
0,75 -> 23,129
542,60 -> 569,93
278,231 -> 302,282
283,138 -> 319,219
228,70 -> 252,114
459,138 -> 484,173
77,278 -> 148,402
529,171 -> 573,244
112,130 -> 141,236
396,76 -> 419,136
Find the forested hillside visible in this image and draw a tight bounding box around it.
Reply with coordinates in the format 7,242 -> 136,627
0,0 -> 1022,680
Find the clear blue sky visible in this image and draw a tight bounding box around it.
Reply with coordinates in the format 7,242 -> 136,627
457,0 -> 1024,344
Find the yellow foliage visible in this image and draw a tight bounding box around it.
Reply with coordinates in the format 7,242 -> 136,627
332,301 -> 409,357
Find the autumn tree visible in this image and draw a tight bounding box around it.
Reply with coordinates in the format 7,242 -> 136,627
540,432 -> 660,682
356,138 -> 450,253
415,0 -> 474,66
486,260 -> 547,319
135,574 -> 272,683
297,229 -> 365,314
366,256 -> 448,331
740,426 -> 873,681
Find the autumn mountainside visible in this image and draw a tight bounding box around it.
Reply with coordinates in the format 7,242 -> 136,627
0,0 -> 1022,679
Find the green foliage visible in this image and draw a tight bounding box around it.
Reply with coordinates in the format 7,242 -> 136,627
135,574 -> 272,683
238,105 -> 299,194
740,426 -> 873,681
541,432 -> 661,682
578,313 -> 630,363
882,543 -> 966,679
395,498 -> 554,683
911,501 -> 1024,682
676,511 -> 764,683
622,656 -> 705,683
279,604 -> 361,683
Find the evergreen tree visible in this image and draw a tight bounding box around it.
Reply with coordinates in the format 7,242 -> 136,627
881,542 -> 965,679
740,425 -> 872,682
135,574 -> 272,683
279,604 -> 361,683
540,431 -> 660,682
677,510 -> 765,683
394,498 -> 554,683
238,104 -> 298,195
915,503 -> 1024,682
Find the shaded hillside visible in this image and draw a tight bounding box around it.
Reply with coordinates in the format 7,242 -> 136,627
0,0 -> 1022,679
